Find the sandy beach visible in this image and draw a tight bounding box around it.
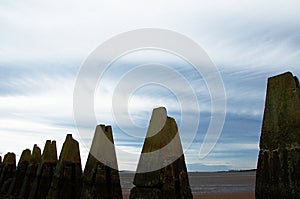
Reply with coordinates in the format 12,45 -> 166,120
193,192 -> 254,199
124,192 -> 254,199
120,171 -> 256,199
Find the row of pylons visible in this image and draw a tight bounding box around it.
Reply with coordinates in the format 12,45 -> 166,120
0,107 -> 193,198
1,71 -> 300,199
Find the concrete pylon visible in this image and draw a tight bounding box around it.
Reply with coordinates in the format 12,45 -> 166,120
8,149 -> 31,196
81,125 -> 122,198
0,152 -> 16,194
256,72 -> 300,198
19,144 -> 41,199
130,107 -> 193,199
0,156 -> 2,181
46,134 -> 82,199
29,140 -> 57,199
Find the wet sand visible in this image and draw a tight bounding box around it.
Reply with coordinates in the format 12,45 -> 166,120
120,171 -> 256,199
194,192 -> 254,199
124,192 -> 254,199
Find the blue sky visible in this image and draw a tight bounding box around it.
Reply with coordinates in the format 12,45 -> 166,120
1,0 -> 300,171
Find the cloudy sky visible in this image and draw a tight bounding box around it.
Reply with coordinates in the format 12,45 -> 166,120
1,0 -> 300,171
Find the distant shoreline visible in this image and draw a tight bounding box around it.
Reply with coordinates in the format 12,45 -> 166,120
119,168 -> 257,173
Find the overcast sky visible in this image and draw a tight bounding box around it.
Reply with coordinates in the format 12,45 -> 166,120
1,0 -> 300,171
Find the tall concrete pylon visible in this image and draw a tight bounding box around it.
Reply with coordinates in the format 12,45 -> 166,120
29,140 -> 57,199
7,148 -> 31,196
19,144 -> 41,199
81,124 -> 122,198
130,107 -> 193,199
46,134 -> 82,199
0,152 -> 16,194
256,72 -> 300,198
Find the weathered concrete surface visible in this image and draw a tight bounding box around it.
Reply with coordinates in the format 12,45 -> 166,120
19,144 -> 41,199
7,149 -> 31,196
130,187 -> 162,199
46,134 -> 82,199
130,107 -> 193,199
29,140 -> 57,199
81,125 -> 122,199
0,153 -> 16,194
256,72 -> 300,198
0,156 -> 2,176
